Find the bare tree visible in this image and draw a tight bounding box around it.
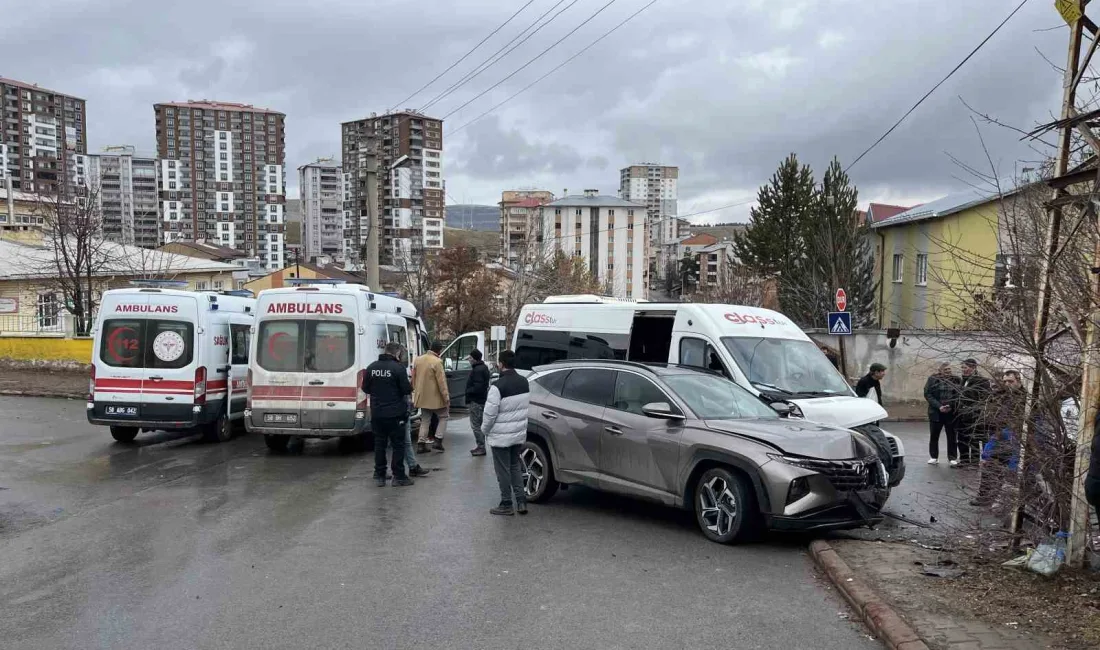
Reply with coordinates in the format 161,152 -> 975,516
690,259 -> 769,306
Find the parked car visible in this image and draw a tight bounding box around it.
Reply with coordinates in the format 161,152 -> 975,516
521,360 -> 890,543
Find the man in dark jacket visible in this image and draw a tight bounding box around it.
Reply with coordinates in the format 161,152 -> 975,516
855,363 -> 887,404
972,370 -> 1025,506
924,362 -> 959,465
364,343 -> 414,487
956,358 -> 992,467
466,349 -> 492,457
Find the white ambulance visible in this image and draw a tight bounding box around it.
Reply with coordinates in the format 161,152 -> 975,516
512,295 -> 906,487
245,281 -> 427,452
88,282 -> 256,444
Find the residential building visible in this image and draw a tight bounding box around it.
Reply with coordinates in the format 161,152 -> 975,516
153,100 -> 287,270
619,163 -> 678,279
499,189 -> 553,267
872,188 -> 1009,329
243,261 -> 367,294
677,232 -> 719,260
692,241 -> 738,290
539,190 -> 647,300
299,158 -> 344,263
865,202 -> 917,226
157,239 -> 266,287
341,110 -> 444,267
0,77 -> 87,196
0,186 -> 45,235
71,146 -> 160,248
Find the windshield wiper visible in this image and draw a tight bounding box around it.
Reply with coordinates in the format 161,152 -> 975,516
751,381 -> 792,395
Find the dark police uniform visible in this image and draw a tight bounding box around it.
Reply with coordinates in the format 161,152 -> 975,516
363,353 -> 413,483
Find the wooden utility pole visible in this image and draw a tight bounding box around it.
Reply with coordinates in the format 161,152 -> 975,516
364,148 -> 380,290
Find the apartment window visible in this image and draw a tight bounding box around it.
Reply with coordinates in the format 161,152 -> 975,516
892,254 -> 904,283
219,132 -> 227,140
37,293 -> 59,328
915,254 -> 928,286
220,173 -> 228,181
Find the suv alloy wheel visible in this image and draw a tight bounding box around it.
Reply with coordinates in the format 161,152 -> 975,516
694,467 -> 760,544
520,439 -> 558,502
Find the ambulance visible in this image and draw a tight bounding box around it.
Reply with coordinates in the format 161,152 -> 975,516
88,282 -> 256,444
245,280 -> 427,452
512,295 -> 906,487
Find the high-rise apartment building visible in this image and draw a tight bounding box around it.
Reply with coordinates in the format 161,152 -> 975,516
154,101 -> 286,270
299,158 -> 345,263
539,190 -> 647,300
0,77 -> 87,196
619,163 -> 678,279
500,189 -> 553,268
341,110 -> 443,267
72,146 -> 160,248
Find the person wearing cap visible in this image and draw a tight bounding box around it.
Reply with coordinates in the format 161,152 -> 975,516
855,363 -> 887,405
955,358 -> 992,467
465,349 -> 492,457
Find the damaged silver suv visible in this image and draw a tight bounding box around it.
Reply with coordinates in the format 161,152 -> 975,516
521,360 -> 889,543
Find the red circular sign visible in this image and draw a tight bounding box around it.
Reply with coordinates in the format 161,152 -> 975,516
835,288 -> 847,312
106,326 -> 140,364
267,331 -> 293,361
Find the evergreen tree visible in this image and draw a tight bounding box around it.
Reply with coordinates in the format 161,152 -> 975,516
733,153 -> 816,278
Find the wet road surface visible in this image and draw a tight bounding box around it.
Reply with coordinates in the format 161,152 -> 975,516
0,396 -> 877,649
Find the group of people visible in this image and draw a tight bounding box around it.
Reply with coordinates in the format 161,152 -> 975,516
362,341 -> 533,516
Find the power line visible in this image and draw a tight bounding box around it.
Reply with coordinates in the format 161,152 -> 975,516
419,0 -> 577,114
451,0 -> 657,135
385,0 -> 537,113
844,0 -> 1030,173
441,0 -> 622,121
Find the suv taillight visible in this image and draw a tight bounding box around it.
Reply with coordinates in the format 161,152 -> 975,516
88,366 -> 95,401
194,367 -> 207,405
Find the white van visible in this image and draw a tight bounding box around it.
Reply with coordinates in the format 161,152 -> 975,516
245,281 -> 427,452
88,282 -> 255,444
512,296 -> 906,486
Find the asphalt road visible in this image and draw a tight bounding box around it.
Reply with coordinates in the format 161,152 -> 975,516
0,396 -> 878,650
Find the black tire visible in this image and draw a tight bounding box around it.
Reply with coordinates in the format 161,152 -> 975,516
693,466 -> 760,544
204,415 -> 233,444
520,439 -> 559,503
110,426 -> 139,443
264,434 -> 290,453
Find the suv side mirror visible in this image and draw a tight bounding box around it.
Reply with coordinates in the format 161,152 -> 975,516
770,402 -> 793,416
642,402 -> 684,420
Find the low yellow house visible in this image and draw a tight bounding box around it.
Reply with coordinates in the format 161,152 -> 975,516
244,262 -> 369,294
872,185 -> 1013,329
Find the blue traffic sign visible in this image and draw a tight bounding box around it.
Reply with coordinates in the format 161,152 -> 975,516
828,311 -> 852,335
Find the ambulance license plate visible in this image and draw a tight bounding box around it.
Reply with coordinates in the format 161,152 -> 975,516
264,413 -> 298,424
106,406 -> 138,416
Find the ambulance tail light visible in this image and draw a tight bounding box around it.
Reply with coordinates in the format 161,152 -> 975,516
246,369 -> 253,408
194,367 -> 207,405
88,366 -> 95,402
356,369 -> 368,419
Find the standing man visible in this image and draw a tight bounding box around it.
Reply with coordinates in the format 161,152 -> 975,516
482,350 -> 530,516
855,363 -> 887,404
466,349 -> 491,457
923,362 -> 959,465
413,341 -> 450,453
956,358 -> 992,467
363,343 -> 414,487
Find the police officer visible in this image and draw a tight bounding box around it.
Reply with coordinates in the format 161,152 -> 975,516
364,342 -> 414,487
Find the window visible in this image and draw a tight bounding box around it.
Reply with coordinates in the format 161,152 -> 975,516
664,374 -> 777,420
560,368 -> 615,407
611,372 -> 674,416
36,293 -> 59,328
196,281 -> 209,290
532,369 -> 569,396
230,323 -> 250,365
679,337 -> 729,377
513,328 -> 628,370
99,319 -> 195,369
915,253 -> 928,286
257,320 -> 355,373
892,254 -> 903,283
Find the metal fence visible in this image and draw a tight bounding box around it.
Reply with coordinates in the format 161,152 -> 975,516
0,313 -> 66,335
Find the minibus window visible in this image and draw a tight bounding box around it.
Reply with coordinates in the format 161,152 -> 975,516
230,324 -> 251,365
309,322 -> 354,373
258,321 -> 301,372
100,319 -> 194,369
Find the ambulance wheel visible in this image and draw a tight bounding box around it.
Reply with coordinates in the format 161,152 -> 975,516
204,415 -> 233,444
264,435 -> 290,453
110,426 -> 139,443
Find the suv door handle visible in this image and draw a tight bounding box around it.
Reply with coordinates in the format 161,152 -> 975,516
541,410 -> 558,420
605,426 -> 624,436
308,380 -> 324,386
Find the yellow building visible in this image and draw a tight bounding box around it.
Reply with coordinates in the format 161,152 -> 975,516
871,186 -> 1012,330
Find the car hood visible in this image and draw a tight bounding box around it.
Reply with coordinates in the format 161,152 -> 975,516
705,418 -> 858,459
788,395 -> 888,428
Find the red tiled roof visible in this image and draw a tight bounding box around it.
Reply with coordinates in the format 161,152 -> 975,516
680,233 -> 718,246
866,203 -> 917,223
155,100 -> 284,115
504,197 -> 550,208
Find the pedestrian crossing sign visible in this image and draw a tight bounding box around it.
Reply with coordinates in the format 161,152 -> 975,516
828,311 -> 852,335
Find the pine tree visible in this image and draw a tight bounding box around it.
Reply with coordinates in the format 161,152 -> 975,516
733,153 -> 816,278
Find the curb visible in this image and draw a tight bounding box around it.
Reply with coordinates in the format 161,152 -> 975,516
810,539 -> 929,650
0,390 -> 83,400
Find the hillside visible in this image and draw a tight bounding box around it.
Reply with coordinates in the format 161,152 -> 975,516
444,227 -> 498,255
446,204 -> 498,231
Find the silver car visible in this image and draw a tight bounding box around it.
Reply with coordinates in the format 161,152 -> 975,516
520,360 -> 889,543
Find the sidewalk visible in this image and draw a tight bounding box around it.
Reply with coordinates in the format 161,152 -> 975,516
0,367 -> 85,399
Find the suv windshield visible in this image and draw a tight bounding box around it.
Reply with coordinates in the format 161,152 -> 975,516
664,373 -> 778,420
722,337 -> 851,396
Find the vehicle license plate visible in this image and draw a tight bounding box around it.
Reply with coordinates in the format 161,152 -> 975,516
264,413 -> 298,424
105,406 -> 138,416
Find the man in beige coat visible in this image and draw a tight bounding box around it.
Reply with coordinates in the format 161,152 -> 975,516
413,341 -> 450,453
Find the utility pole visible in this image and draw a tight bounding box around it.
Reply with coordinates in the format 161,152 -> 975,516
364,146 -> 380,290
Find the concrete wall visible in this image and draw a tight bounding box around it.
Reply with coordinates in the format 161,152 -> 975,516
808,328 -> 1003,405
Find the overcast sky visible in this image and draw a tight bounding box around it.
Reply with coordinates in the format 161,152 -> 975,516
0,0 -> 1072,223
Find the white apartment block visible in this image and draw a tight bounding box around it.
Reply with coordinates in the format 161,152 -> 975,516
154,101 -> 287,270
540,190 -> 648,300
620,163 -> 679,276
299,158 -> 345,263
75,146 -> 160,248
0,77 -> 87,197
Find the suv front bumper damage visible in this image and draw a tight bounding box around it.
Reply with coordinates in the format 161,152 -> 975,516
768,489 -> 887,531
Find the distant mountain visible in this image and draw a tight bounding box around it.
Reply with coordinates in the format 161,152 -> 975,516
446,204 -> 498,231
